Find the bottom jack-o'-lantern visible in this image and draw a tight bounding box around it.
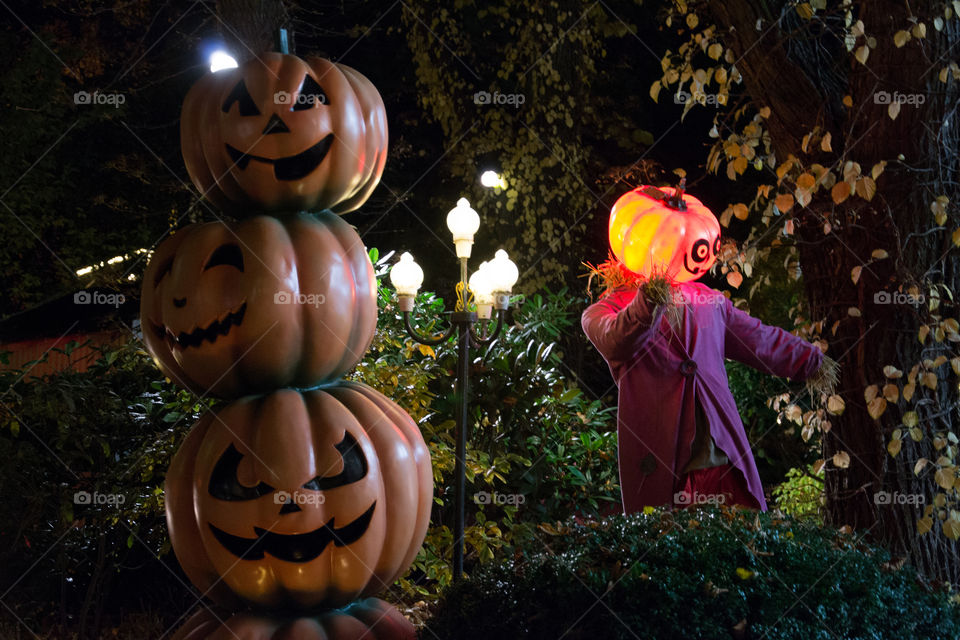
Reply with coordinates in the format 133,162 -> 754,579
165,382 -> 433,611
170,597 -> 415,640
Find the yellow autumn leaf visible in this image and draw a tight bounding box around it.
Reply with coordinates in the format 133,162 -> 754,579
871,249 -> 889,259
820,131 -> 832,152
883,365 -> 903,378
867,396 -> 887,420
826,394 -> 845,415
851,266 -> 862,284
848,307 -> 862,317
686,12 -> 699,28
864,384 -> 879,403
919,325 -> 930,343
871,161 -> 886,180
888,101 -> 901,121
736,567 -> 755,580
727,270 -> 743,288
417,344 -> 436,358
915,458 -> 929,475
923,371 -> 938,390
650,80 -> 662,103
903,411 -> 919,427
812,459 -> 826,474
775,193 -> 794,213
855,45 -> 869,64
708,43 -> 723,60
733,203 -> 749,220
833,451 -> 851,468
917,516 -> 933,535
888,438 -> 902,457
903,382 -> 916,402
952,228 -> 960,247
952,357 -> 960,375
796,173 -> 816,190
894,30 -> 911,47
856,176 -> 877,200
831,181 -> 851,204
842,95 -> 853,107
882,383 -> 899,402
936,468 -> 955,490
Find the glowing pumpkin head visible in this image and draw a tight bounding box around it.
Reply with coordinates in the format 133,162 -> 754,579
181,52 -> 388,215
165,383 -> 433,611
608,181 -> 721,282
140,211 -> 377,398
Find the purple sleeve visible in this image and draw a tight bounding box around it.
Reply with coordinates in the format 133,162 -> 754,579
581,291 -> 663,367
723,298 -> 823,380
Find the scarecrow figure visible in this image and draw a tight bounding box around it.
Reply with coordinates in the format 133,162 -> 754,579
582,182 -> 836,512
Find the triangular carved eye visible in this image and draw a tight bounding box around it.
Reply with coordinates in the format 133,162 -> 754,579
208,444 -> 275,501
222,80 -> 261,117
292,75 -> 327,111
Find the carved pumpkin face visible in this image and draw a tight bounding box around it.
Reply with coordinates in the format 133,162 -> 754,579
181,52 -> 387,215
609,185 -> 721,282
165,383 -> 433,611
140,211 -> 376,398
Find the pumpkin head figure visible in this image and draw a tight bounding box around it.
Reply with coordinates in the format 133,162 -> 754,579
608,181 -> 721,283
140,211 -> 376,398
165,383 -> 433,611
181,52 -> 387,215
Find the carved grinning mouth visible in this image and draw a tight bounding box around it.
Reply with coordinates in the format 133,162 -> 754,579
225,134 -> 334,181
208,502 -> 376,562
152,302 -> 247,350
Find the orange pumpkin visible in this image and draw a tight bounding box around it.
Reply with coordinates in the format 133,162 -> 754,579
165,383 -> 433,611
181,52 -> 387,215
170,598 -> 415,640
140,211 -> 376,398
608,182 -> 720,282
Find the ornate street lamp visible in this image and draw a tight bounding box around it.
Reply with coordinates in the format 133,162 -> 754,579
389,198 -> 518,581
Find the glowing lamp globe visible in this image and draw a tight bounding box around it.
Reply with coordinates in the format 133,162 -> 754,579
469,262 -> 495,319
487,250 -> 518,292
389,252 -> 423,297
446,198 -> 480,258
609,181 -> 720,283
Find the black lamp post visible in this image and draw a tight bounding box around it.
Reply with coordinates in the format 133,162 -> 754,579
389,198 -> 518,581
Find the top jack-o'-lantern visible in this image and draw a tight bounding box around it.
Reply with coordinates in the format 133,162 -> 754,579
608,179 -> 721,283
181,47 -> 387,215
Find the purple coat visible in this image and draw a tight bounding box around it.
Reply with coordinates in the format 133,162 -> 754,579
581,281 -> 823,512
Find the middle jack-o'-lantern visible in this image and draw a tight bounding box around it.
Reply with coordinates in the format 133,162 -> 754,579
165,382 -> 433,611
140,211 -> 376,398
608,180 -> 721,282
181,51 -> 388,215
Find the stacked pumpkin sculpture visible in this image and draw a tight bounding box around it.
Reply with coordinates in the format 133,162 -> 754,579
141,49 -> 431,640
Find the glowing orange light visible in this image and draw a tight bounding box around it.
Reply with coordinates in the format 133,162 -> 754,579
608,181 -> 721,283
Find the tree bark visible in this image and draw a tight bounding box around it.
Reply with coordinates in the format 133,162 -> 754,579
707,0 -> 960,583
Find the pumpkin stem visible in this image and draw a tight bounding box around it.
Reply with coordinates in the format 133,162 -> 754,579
665,177 -> 687,210
275,27 -> 290,54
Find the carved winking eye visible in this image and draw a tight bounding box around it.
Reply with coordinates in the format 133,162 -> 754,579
221,80 -> 261,116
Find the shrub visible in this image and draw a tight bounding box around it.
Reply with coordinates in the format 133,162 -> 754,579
773,464 -> 825,524
425,507 -> 960,640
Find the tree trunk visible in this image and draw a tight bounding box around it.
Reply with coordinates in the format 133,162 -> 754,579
216,0 -> 292,60
707,0 -> 960,583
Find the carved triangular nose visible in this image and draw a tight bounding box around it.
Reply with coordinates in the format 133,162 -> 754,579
262,114 -> 290,135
